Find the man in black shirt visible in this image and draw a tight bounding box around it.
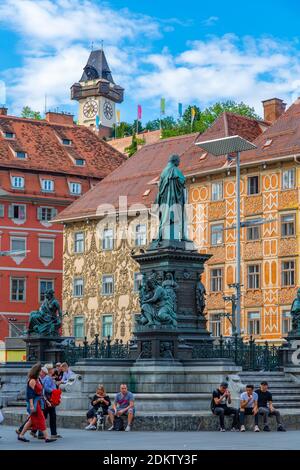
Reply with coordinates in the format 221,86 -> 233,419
255,381 -> 286,432
211,381 -> 239,432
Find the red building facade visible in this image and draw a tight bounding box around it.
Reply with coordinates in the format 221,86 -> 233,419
0,108 -> 124,343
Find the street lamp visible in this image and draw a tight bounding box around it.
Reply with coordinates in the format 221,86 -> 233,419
196,135 -> 257,336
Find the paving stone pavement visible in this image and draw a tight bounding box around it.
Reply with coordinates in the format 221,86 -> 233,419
1,425 -> 300,450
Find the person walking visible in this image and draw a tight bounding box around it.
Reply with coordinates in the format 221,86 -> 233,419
39,364 -> 62,439
17,363 -> 56,443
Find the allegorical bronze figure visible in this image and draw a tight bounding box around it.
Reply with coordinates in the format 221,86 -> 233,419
27,289 -> 62,336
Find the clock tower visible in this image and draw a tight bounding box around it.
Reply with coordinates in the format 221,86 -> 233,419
71,49 -> 124,137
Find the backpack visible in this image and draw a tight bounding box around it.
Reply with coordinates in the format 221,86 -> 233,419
113,416 -> 125,431
50,388 -> 62,407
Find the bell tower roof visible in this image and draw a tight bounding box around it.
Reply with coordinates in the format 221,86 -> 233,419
80,49 -> 114,83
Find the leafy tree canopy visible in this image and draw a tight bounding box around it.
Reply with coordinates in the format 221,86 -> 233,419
21,106 -> 42,120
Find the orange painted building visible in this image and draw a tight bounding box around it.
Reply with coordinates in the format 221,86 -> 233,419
0,108 -> 124,345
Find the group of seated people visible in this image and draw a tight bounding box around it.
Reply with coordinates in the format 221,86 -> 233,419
211,381 -> 286,432
85,383 -> 135,432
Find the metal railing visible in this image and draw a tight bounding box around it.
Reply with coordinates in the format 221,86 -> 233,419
192,334 -> 282,371
63,335 -> 131,365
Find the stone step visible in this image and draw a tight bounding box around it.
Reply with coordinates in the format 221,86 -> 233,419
3,407 -> 300,431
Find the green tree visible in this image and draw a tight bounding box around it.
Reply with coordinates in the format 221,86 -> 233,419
124,133 -> 146,157
145,116 -> 177,131
114,121 -> 133,138
21,106 -> 42,120
200,100 -> 260,128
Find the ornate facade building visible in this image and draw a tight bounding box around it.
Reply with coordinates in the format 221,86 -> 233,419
56,97 -> 300,345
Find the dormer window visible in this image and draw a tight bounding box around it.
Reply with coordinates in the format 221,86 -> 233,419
5,132 -> 15,139
41,179 -> 54,192
11,176 -> 24,189
69,182 -> 82,195
75,158 -> 85,166
62,138 -> 72,146
263,139 -> 272,148
16,151 -> 27,159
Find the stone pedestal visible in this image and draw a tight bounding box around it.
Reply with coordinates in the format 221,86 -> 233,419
132,243 -> 213,346
23,335 -> 71,363
280,333 -> 300,368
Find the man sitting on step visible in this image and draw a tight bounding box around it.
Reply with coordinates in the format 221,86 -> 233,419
211,381 -> 239,432
239,385 -> 259,432
255,381 -> 286,432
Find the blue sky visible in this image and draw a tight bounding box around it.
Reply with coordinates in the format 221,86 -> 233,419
0,0 -> 300,123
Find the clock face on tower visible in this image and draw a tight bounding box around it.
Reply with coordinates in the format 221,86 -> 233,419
83,99 -> 98,118
103,100 -> 113,120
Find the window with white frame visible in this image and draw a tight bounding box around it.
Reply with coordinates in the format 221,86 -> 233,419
9,322 -> 27,337
209,313 -> 221,337
11,176 -> 24,189
102,228 -> 114,250
102,275 -> 114,295
282,168 -> 295,190
210,268 -> 223,292
282,260 -> 295,287
211,223 -> 223,246
10,237 -> 26,255
248,311 -> 260,335
8,204 -> 26,221
282,309 -> 291,335
41,179 -> 54,192
37,207 -> 57,222
11,278 -> 25,301
211,182 -> 223,201
16,151 -> 26,159
74,316 -> 84,339
246,222 -> 260,241
73,278 -> 84,297
247,175 -> 259,195
135,224 -> 147,246
102,315 -> 113,338
39,239 -> 54,259
281,214 -> 295,237
74,232 -> 84,253
69,182 -> 82,195
134,272 -> 143,292
39,279 -> 54,302
247,264 -> 260,289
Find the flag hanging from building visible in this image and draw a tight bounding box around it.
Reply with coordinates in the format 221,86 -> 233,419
160,98 -> 166,115
116,110 -> 120,124
137,104 -> 142,120
178,102 -> 183,118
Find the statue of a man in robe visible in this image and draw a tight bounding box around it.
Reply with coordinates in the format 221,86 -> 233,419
155,154 -> 187,243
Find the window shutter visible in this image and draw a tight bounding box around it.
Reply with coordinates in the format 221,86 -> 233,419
0,204 -> 4,217
52,208 -> 58,218
8,205 -> 14,218
37,207 -> 43,220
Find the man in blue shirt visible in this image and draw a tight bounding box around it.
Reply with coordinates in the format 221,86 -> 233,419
108,384 -> 135,432
239,385 -> 259,432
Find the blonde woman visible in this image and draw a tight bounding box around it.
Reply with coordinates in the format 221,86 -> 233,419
85,385 -> 111,430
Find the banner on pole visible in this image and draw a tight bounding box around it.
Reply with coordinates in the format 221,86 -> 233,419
116,110 -> 120,124
178,102 -> 183,118
160,97 -> 165,115
137,104 -> 142,120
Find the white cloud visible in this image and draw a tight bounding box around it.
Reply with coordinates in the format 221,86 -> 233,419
202,16 -> 219,27
136,36 -> 300,115
0,0 -> 159,112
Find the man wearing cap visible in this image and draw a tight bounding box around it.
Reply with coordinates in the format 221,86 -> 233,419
211,381 -> 239,432
39,364 -> 62,439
